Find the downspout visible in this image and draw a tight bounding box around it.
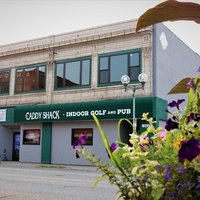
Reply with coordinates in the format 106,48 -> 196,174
152,24 -> 157,97
152,24 -> 160,127
47,35 -> 56,104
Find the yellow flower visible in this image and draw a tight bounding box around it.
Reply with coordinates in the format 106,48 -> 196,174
173,137 -> 185,149
148,117 -> 156,124
183,160 -> 190,167
142,112 -> 149,120
147,125 -> 155,132
129,133 -> 139,145
122,152 -> 129,158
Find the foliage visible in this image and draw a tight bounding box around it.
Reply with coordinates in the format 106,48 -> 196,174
73,68 -> 200,200
136,0 -> 200,32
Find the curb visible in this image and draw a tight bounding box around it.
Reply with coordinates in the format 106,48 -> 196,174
0,161 -> 97,172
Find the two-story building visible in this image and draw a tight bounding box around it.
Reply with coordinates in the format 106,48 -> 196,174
0,19 -> 199,165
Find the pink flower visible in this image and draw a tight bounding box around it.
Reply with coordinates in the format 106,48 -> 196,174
157,131 -> 167,140
140,135 -> 149,144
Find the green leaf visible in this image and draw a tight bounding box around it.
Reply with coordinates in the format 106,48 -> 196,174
181,77 -> 200,124
92,114 -> 133,184
136,0 -> 200,32
93,174 -> 107,187
92,114 -> 112,158
92,114 -> 122,167
151,187 -> 165,200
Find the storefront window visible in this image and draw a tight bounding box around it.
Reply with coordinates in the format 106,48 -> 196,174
15,65 -> 46,93
99,50 -> 141,84
23,129 -> 40,145
55,57 -> 91,89
71,128 -> 93,146
0,70 -> 10,94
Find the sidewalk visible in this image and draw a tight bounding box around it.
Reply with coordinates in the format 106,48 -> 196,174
0,161 -> 97,172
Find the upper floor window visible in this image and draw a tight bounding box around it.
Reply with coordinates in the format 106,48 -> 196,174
15,65 -> 46,93
0,70 -> 10,94
98,50 -> 141,85
55,57 -> 91,89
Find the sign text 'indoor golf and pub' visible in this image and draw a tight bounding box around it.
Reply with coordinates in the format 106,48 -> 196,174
24,108 -> 131,121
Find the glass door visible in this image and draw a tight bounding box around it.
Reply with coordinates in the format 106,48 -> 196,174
13,132 -> 20,161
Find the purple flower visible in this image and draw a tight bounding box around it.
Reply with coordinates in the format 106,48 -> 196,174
176,180 -> 192,191
187,78 -> 197,90
187,113 -> 200,122
177,166 -> 185,174
178,137 -> 200,163
164,165 -> 172,180
195,180 -> 200,190
142,175 -> 148,184
165,191 -> 177,200
168,99 -> 185,110
110,143 -> 117,152
156,164 -> 164,173
165,118 -> 179,131
73,133 -> 89,149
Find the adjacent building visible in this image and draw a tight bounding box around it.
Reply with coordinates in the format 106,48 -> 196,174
0,19 -> 199,165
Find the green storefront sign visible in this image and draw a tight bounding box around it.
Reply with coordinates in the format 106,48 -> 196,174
14,97 -> 167,123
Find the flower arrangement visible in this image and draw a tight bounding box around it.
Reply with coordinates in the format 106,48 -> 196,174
73,67 -> 200,200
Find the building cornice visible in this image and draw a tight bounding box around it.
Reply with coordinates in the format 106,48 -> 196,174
0,19 -> 152,58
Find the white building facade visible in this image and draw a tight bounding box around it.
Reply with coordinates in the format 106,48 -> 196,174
0,19 -> 199,165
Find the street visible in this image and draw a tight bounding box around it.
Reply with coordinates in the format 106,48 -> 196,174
0,165 -> 118,200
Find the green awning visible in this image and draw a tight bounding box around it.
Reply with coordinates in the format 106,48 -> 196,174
14,96 -> 167,123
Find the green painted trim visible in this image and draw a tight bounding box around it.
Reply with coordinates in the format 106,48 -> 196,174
138,97 -> 167,131
0,69 -> 11,95
15,62 -> 47,69
53,84 -> 91,92
97,48 -> 142,86
54,56 -> 92,90
14,96 -> 168,123
14,63 -> 47,94
152,97 -> 168,128
98,48 -> 141,57
97,79 -> 140,88
155,97 -> 168,120
55,56 -> 91,64
41,123 -> 52,164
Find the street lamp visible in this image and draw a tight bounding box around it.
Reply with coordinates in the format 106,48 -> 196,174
121,73 -> 148,133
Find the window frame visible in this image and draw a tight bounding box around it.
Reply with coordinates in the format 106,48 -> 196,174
0,69 -> 10,95
15,64 -> 46,94
23,129 -> 41,145
54,56 -> 91,90
98,49 -> 142,86
71,128 -> 93,146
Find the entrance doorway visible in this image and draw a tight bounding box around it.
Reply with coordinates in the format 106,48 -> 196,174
119,120 -> 133,145
13,132 -> 20,161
